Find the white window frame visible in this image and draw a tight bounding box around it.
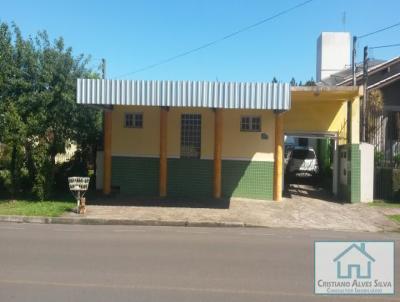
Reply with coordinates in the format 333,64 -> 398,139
124,112 -> 143,128
240,115 -> 261,132
180,113 -> 202,159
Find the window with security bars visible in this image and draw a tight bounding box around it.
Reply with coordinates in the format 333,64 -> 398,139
124,113 -> 143,128
180,114 -> 201,159
240,116 -> 261,132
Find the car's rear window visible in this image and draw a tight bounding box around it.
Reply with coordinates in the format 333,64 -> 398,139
291,149 -> 315,159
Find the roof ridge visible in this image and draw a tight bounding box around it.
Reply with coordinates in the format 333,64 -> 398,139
333,243 -> 376,262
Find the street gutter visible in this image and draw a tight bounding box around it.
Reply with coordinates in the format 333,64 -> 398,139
0,215 -> 247,228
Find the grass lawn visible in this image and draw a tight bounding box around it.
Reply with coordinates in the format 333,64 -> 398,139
389,215 -> 400,224
0,199 -> 75,217
368,200 -> 400,208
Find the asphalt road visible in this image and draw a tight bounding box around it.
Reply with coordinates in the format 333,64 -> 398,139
0,223 -> 399,302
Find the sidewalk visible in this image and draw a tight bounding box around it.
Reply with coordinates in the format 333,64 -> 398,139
56,195 -> 400,232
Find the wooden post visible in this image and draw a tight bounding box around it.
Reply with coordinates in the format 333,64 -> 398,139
273,111 -> 284,201
213,109 -> 223,198
103,110 -> 112,195
159,107 -> 168,197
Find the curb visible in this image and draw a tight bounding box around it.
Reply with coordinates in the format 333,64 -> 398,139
0,215 -> 246,228
0,215 -> 397,233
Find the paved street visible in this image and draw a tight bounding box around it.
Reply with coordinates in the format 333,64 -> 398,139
0,223 -> 399,302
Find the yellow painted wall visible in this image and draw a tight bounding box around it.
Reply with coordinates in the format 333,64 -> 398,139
168,108 -> 275,161
167,108 -> 214,159
284,100 -> 348,144
111,106 -> 160,157
351,96 -> 360,144
111,106 -> 275,161
222,110 -> 275,161
111,100 -> 355,159
111,106 -> 215,159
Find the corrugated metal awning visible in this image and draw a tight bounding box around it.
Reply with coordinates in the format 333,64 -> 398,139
76,79 -> 291,110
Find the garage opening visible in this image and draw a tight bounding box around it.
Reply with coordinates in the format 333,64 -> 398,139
284,132 -> 339,202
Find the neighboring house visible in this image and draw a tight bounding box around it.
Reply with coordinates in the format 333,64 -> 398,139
333,243 -> 375,279
321,56 -> 400,163
0,141 -> 77,165
316,32 -> 400,200
76,79 -> 365,202
55,142 -> 78,164
316,32 -> 400,164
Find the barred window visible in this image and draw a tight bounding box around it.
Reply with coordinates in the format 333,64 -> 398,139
124,113 -> 143,128
240,116 -> 261,132
181,114 -> 201,159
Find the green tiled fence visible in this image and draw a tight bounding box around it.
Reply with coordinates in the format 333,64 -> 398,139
337,144 -> 361,203
349,144 -> 361,203
222,160 -> 274,200
111,156 -> 159,196
111,156 -> 274,200
167,158 -> 214,198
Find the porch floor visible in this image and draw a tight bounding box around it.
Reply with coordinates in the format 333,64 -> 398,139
63,195 -> 400,233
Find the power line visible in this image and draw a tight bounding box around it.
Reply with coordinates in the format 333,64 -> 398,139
370,43 -> 400,49
358,21 -> 400,39
116,0 -> 314,78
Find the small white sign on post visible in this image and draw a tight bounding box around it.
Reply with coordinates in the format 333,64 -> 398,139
68,177 -> 90,213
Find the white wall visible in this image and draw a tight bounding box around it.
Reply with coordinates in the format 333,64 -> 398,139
316,32 -> 351,82
55,142 -> 77,164
360,143 -> 374,202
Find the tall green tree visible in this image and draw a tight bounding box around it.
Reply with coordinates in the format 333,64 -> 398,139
0,22 -> 101,199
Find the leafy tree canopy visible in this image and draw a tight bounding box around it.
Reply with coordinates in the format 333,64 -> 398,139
0,22 -> 101,199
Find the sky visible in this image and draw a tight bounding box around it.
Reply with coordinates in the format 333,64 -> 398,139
1,0 -> 400,83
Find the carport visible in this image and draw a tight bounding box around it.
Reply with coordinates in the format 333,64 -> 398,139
282,86 -> 362,202
284,131 -> 338,199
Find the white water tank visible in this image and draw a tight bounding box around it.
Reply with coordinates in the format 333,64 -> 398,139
316,32 -> 351,82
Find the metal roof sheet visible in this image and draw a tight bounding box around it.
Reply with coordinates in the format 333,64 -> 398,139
77,79 -> 291,110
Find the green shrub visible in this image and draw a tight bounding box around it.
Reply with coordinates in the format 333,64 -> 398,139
0,169 -> 12,197
393,169 -> 400,201
394,154 -> 400,169
375,167 -> 400,201
375,151 -> 384,167
0,21 -> 101,200
54,152 -> 88,194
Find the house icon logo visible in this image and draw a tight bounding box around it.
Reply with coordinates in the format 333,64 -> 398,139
333,243 -> 375,279
315,241 -> 394,294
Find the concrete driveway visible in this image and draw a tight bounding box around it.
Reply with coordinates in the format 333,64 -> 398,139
70,193 -> 400,232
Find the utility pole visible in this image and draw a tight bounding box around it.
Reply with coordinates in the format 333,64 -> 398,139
352,36 -> 357,86
348,35 -> 357,145
362,46 -> 368,142
101,58 -> 106,80
100,58 -> 108,193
